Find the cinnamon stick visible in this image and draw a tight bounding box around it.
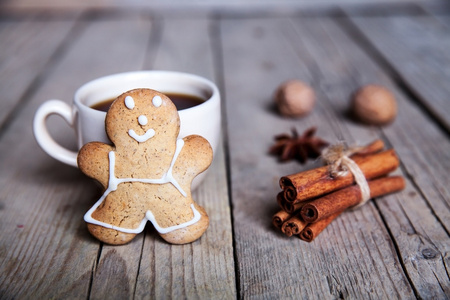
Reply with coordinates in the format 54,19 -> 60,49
300,176 -> 405,223
281,215 -> 308,237
279,139 -> 384,196
351,139 -> 385,157
277,192 -> 310,214
280,149 -> 399,203
299,212 -> 341,242
276,192 -> 290,212
279,139 -> 383,189
272,210 -> 291,229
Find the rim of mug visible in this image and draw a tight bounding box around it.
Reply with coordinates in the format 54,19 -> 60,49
74,70 -> 219,114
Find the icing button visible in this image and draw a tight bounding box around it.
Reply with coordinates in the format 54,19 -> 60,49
125,96 -> 135,109
152,95 -> 162,107
138,115 -> 148,126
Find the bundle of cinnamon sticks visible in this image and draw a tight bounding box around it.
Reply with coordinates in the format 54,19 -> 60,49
272,139 -> 405,242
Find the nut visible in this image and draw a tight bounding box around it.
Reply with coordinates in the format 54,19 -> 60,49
352,85 -> 397,125
275,80 -> 315,117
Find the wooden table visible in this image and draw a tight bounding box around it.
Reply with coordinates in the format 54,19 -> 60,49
1,1 -> 449,299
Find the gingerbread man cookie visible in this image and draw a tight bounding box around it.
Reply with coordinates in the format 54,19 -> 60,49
78,88 -> 212,245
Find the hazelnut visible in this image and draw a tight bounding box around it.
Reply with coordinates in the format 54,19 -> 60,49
352,85 -> 397,125
275,80 -> 315,117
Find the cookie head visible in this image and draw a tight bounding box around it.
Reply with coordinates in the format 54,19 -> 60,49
106,89 -> 180,148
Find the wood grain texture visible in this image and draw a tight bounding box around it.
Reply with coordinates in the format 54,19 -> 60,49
67,15 -> 160,299
0,16 -> 77,128
348,14 -> 450,133
1,6 -> 449,299
0,0 -> 436,13
91,17 -> 236,298
290,16 -> 450,298
89,236 -> 145,300
135,142 -> 236,299
0,15 -> 154,299
220,17 -> 415,299
145,17 -> 216,80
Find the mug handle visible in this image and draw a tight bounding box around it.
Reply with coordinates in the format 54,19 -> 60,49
33,100 -> 78,167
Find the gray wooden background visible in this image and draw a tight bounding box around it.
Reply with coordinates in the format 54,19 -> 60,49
0,0 -> 449,299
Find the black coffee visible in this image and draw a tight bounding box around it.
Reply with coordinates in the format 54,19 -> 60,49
91,92 -> 204,112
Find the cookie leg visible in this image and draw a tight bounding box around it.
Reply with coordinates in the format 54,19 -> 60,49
158,204 -> 209,244
87,223 -> 137,245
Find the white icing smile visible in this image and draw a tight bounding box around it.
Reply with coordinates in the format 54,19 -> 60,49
128,128 -> 155,143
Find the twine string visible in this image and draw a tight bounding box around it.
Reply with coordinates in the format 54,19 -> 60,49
322,143 -> 371,207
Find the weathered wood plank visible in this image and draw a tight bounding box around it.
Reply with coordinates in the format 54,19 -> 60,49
0,0 -> 435,12
290,16 -> 450,298
135,142 -> 235,299
89,236 -> 145,299
140,17 -> 236,298
143,16 -> 216,78
220,17 -> 416,299
61,16 -> 162,299
414,1 -> 450,29
348,14 -> 450,133
0,16 -> 77,128
91,17 -> 236,299
0,15 -> 153,299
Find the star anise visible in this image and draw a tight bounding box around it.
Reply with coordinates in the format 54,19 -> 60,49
269,127 -> 329,163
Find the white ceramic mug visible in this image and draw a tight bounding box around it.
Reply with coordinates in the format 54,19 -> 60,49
33,71 -> 221,184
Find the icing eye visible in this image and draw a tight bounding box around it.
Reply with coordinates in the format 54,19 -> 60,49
138,115 -> 148,126
152,95 -> 162,107
125,96 -> 135,109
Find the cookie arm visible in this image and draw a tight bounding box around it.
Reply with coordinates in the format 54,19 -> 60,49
173,135 -> 213,187
77,142 -> 114,188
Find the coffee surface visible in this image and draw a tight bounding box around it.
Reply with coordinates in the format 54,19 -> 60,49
91,93 -> 204,112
